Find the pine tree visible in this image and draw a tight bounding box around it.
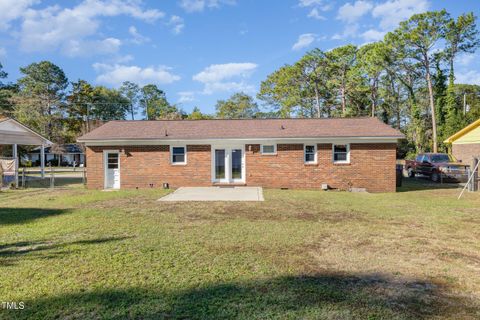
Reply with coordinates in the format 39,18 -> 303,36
433,59 -> 447,149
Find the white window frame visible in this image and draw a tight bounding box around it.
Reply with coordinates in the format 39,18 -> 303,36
332,143 -> 350,164
170,145 -> 187,165
304,144 -> 317,164
260,144 -> 277,155
211,144 -> 246,184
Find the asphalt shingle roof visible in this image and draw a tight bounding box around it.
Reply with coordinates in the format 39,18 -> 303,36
77,118 -> 404,141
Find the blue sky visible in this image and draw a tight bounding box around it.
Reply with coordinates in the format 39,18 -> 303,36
1,0 -> 479,116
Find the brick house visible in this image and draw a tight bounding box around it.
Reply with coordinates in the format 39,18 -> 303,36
77,118 -> 404,192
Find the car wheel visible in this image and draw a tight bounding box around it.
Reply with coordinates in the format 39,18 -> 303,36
407,168 -> 415,178
431,172 -> 440,183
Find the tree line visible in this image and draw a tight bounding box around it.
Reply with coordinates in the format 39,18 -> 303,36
0,61 -> 182,144
257,10 -> 480,156
1,10 -> 480,157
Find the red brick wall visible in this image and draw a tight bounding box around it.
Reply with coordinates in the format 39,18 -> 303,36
245,143 -> 396,192
452,143 -> 480,164
86,142 -> 397,192
86,145 -> 211,189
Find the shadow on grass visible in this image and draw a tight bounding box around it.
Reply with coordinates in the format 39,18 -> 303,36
397,177 -> 462,192
0,236 -> 132,256
0,208 -> 70,225
10,273 -> 476,319
0,236 -> 132,266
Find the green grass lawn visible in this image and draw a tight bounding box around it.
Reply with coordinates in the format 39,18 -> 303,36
1,180 -> 479,319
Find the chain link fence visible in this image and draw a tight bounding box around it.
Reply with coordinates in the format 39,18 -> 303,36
14,166 -> 86,189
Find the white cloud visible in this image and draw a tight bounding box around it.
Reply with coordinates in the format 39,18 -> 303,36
178,91 -> 195,103
361,29 -> 386,42
179,0 -> 236,13
292,33 -> 317,51
372,0 -> 430,29
299,0 -> 331,20
455,70 -> 480,85
193,62 -> 257,94
457,53 -> 476,67
0,0 -> 38,30
307,8 -> 326,20
332,24 -> 359,40
112,54 -> 135,64
298,0 -> 323,7
337,1 -> 373,24
63,38 -> 122,57
128,26 -> 150,44
93,63 -> 181,87
17,0 -> 163,55
332,0 -> 429,41
168,15 -> 185,34
193,63 -> 257,83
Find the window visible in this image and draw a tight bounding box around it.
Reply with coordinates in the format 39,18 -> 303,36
107,153 -> 119,169
171,146 -> 186,164
430,154 -> 453,163
261,144 -> 276,155
304,145 -> 317,164
333,144 -> 350,163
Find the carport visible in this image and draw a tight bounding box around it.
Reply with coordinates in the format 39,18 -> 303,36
0,117 -> 51,186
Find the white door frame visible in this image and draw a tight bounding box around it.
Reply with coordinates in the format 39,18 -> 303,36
103,150 -> 120,189
211,144 -> 245,184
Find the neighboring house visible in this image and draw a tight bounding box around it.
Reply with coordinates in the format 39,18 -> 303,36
27,144 -> 85,166
444,118 -> 480,164
77,118 -> 404,192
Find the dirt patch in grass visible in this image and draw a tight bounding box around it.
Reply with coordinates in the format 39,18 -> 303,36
295,210 -> 360,222
438,250 -> 480,266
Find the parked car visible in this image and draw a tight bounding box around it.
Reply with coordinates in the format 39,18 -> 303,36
404,153 -> 468,182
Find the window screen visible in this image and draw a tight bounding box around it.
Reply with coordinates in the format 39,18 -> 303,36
107,153 -> 119,169
172,147 -> 185,163
333,144 -> 349,162
305,145 -> 316,163
262,145 -> 275,154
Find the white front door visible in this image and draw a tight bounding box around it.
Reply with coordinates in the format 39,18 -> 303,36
212,146 -> 245,184
104,151 -> 120,189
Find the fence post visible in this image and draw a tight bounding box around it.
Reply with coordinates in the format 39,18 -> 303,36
13,144 -> 18,188
21,167 -> 26,189
466,167 -> 472,192
50,164 -> 54,189
473,157 -> 479,192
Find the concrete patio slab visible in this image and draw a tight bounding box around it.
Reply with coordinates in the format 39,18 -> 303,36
158,186 -> 264,202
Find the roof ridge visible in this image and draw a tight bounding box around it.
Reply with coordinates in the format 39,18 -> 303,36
108,117 -> 376,122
